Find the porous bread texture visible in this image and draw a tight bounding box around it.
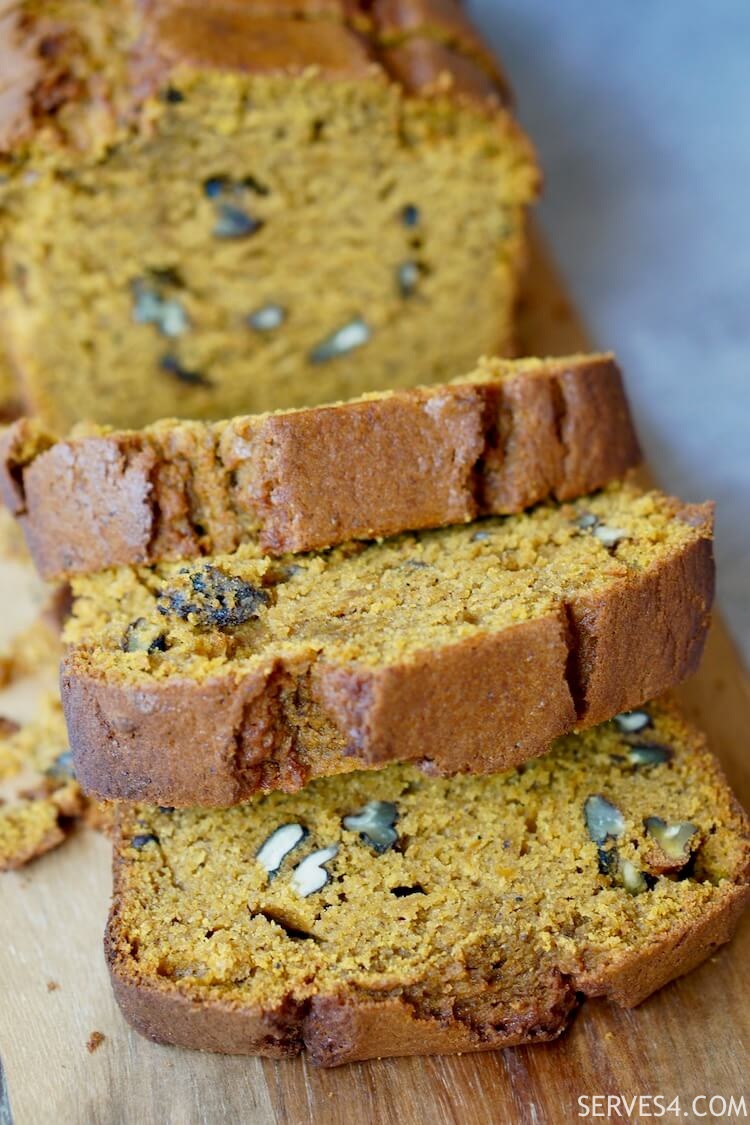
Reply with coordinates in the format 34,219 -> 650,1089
62,485 -> 715,805
107,702 -> 750,1065
0,0 -> 537,430
0,588 -> 95,870
0,693 -> 83,871
0,584 -> 65,686
0,352 -> 641,581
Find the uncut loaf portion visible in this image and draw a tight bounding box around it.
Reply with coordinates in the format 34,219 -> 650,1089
107,702 -> 750,1065
0,0 -> 537,430
0,353 -> 640,582
62,485 -> 714,806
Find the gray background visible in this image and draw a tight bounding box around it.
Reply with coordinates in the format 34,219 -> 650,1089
469,0 -> 750,665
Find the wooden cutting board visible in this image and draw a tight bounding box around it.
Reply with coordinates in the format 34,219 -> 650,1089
0,234 -> 748,1125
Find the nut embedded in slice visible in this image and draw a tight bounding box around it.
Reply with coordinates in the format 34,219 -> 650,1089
619,857 -> 650,896
627,743 -> 673,767
256,823 -> 308,878
643,816 -> 698,873
291,845 -> 339,897
342,800 -> 399,853
614,710 -> 652,734
584,795 -> 625,844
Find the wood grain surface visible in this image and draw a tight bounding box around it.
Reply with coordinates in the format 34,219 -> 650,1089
0,235 -> 747,1125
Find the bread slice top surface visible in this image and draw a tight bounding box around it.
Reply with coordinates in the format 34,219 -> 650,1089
65,483 -> 711,685
109,700 -> 750,1016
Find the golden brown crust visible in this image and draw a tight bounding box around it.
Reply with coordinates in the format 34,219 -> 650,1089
374,0 -> 497,60
372,0 -> 512,103
62,663 -> 274,806
61,501 -> 714,806
1,427 -> 159,576
380,38 -> 504,104
137,0 -> 512,101
241,384 -> 485,554
62,613 -> 577,805
140,7 -> 379,82
574,883 -> 750,1008
568,509 -> 715,726
2,355 -> 641,581
311,616 -> 576,769
0,0 -> 513,154
552,359 -> 643,501
107,955 -> 575,1063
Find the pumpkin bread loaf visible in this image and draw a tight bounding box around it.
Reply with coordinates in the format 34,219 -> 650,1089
107,701 -> 750,1065
62,485 -> 714,806
0,0 -> 537,430
0,352 -> 641,581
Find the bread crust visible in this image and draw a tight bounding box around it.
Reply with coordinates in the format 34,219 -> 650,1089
0,0 -> 515,156
107,958 -> 576,1064
567,512 -> 715,725
62,612 -> 577,805
136,1 -> 515,107
574,883 -> 750,1008
2,355 -> 641,582
61,502 -> 714,806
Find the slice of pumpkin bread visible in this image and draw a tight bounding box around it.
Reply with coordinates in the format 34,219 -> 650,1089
0,353 -> 640,581
0,0 -> 537,431
107,701 -> 750,1066
62,485 -> 714,806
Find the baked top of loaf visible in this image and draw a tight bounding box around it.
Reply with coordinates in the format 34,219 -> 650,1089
62,485 -> 714,805
0,0 -> 515,160
107,701 -> 750,1065
0,352 -> 641,581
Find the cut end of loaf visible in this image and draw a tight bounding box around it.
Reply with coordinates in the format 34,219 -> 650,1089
0,0 -> 537,432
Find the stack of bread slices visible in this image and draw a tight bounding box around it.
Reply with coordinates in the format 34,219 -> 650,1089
3,352 -> 748,1066
0,0 -> 747,1072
